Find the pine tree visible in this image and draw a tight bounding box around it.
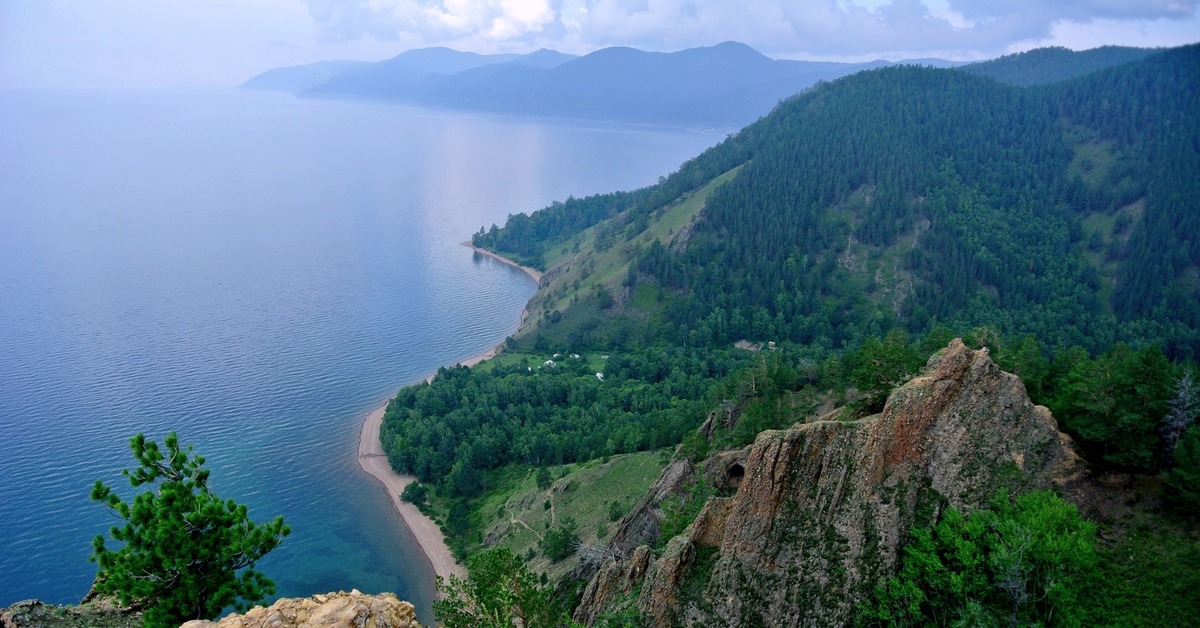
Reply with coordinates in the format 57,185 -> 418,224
90,433 -> 290,628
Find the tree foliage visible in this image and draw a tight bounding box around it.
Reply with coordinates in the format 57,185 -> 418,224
958,45 -> 1156,87
400,481 -> 428,506
434,548 -> 574,628
541,517 -> 580,562
1048,343 -> 1174,472
481,45 -> 1200,359
89,433 -> 290,628
380,347 -> 748,498
863,490 -> 1099,627
1164,426 -> 1200,514
851,329 -> 923,414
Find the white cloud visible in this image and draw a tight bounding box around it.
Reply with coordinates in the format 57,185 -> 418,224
304,0 -> 564,49
3,0 -> 1196,88
300,0 -> 1198,61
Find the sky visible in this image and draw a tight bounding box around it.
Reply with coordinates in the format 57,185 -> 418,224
1,0 -> 1198,89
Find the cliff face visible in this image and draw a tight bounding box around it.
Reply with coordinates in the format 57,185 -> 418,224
576,339 -> 1082,626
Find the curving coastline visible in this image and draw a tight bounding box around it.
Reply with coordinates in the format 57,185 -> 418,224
357,248 -> 534,587
357,402 -> 463,584
463,241 -> 544,285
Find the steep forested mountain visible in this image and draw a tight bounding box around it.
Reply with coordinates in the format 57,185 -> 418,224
476,44 -> 1200,359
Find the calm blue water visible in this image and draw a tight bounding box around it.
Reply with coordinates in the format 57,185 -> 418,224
0,89 -> 716,620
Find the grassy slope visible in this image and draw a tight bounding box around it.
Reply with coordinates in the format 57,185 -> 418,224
514,166 -> 742,341
473,451 -> 668,581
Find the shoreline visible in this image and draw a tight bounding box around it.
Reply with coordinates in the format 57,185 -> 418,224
357,402 -> 464,584
462,241 -> 544,285
357,249 -> 537,588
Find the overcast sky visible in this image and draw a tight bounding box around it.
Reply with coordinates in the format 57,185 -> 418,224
2,0 -> 1198,89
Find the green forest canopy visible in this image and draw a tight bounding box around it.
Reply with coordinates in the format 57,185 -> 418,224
475,44 -> 1200,359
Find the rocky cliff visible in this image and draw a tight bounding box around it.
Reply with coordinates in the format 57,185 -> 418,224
575,339 -> 1082,626
1,591 -> 421,628
180,590 -> 422,628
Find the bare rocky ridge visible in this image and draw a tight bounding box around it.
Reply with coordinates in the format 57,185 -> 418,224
575,339 -> 1083,626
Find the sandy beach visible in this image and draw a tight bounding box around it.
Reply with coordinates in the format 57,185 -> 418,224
355,333 -> 514,584
357,243 -> 537,587
357,403 -> 463,583
463,241 -> 544,285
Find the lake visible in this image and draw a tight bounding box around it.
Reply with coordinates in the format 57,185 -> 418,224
0,89 -> 717,621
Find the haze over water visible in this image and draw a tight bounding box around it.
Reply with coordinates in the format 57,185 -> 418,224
0,89 -> 716,620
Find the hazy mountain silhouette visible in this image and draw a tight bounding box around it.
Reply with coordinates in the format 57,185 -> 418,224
244,42 -> 918,128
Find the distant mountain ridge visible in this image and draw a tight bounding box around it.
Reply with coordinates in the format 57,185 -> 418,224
244,42 -> 938,128
241,60 -> 373,93
243,42 -> 1167,129
960,45 -> 1159,86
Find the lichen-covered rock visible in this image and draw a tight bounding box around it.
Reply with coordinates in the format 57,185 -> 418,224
573,545 -> 653,626
566,458 -> 696,619
579,339 -> 1082,626
636,535 -> 696,627
607,458 -> 695,559
0,599 -> 139,628
179,590 -> 422,628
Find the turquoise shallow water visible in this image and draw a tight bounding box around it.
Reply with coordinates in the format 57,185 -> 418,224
0,89 -> 716,620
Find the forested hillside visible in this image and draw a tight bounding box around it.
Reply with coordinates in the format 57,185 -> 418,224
395,44 -> 1200,626
475,44 -> 1200,359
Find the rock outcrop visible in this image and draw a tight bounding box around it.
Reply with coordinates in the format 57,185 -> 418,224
180,590 -> 422,628
607,458 -> 695,559
572,545 -> 654,626
575,339 -> 1082,626
561,457 -> 695,614
2,591 -> 421,628
0,599 -> 139,628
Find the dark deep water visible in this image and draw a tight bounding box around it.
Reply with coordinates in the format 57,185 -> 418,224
0,88 -> 717,620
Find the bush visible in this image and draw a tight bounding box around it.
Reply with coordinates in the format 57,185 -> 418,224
658,480 -> 714,548
862,490 -> 1098,627
541,518 -> 580,562
608,500 -> 625,522
435,548 -> 571,627
400,481 -> 428,506
536,467 -> 553,490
